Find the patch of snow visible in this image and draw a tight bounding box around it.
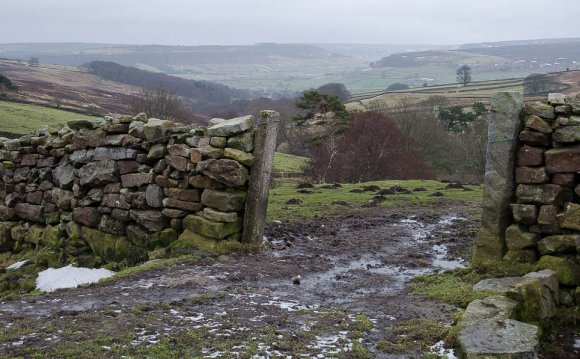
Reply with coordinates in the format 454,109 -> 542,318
428,340 -> 457,359
36,265 -> 115,292
7,260 -> 30,270
574,337 -> 580,349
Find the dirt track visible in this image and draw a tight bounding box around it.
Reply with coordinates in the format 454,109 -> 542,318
0,201 -> 480,358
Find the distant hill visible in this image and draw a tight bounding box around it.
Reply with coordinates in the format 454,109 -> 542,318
0,43 -> 343,69
82,61 -> 251,112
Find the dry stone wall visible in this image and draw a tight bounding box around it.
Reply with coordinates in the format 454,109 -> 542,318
0,113 -> 273,268
507,94 -> 580,298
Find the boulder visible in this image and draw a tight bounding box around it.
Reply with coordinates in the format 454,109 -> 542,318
545,145 -> 580,173
227,131 -> 254,152
223,148 -> 255,166
201,189 -> 247,212
209,136 -> 227,148
166,155 -> 189,171
170,230 -> 219,254
190,148 -> 203,164
524,101 -> 556,119
519,130 -> 551,147
515,167 -> 549,184
537,235 -> 578,255
101,194 -> 131,210
72,128 -> 106,150
52,164 -> 75,189
561,203 -> 580,230
505,224 -> 539,250
183,215 -> 242,239
98,215 -> 126,235
129,210 -> 166,232
510,204 -> 537,225
203,207 -> 238,223
536,255 -> 580,286
73,207 -> 101,228
207,115 -> 254,137
197,159 -> 249,187
143,118 -> 170,141
167,143 -> 191,157
515,184 -> 572,205
457,319 -> 538,359
93,147 -> 138,161
459,295 -> 517,328
162,198 -> 203,212
78,160 -> 117,187
14,203 -> 44,222
117,160 -> 141,175
128,121 -> 146,139
121,172 -> 153,188
537,205 -> 558,226
553,126 -> 580,143
148,228 -> 177,250
51,188 -> 74,210
145,184 -> 164,208
503,249 -> 537,263
147,144 -> 166,159
188,175 -> 225,189
525,115 -> 552,134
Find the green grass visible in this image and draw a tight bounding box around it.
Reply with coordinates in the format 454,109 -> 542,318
0,101 -> 97,135
273,152 -> 309,174
267,179 -> 482,223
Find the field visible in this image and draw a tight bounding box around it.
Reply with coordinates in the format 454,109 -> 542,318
346,69 -> 580,110
0,60 -> 140,115
0,101 -> 97,136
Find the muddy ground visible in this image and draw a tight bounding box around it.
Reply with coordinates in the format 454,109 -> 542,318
0,200 -> 569,358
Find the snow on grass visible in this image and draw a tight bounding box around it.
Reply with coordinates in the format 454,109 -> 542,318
6,260 -> 30,270
36,265 -> 115,292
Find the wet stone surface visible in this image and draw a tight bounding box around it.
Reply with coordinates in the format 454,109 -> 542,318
0,203 -> 480,358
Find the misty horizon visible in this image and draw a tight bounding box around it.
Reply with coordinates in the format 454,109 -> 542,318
2,0 -> 579,46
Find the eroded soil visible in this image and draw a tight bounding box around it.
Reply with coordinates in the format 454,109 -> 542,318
0,201 -> 481,358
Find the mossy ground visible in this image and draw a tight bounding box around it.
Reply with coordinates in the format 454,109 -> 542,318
267,178 -> 482,223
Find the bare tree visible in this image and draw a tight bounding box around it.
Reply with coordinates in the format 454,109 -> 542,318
29,57 -> 39,67
130,86 -> 184,120
456,65 -> 472,86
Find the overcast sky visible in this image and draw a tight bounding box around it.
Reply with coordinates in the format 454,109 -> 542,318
1,0 -> 579,45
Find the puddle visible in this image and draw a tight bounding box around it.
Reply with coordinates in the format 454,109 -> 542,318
432,244 -> 465,270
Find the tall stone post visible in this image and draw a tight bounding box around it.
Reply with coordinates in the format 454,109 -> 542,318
472,92 -> 523,265
242,110 -> 280,243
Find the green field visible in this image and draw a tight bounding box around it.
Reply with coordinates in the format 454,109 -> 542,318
267,179 -> 483,223
0,101 -> 97,135
273,152 -> 309,174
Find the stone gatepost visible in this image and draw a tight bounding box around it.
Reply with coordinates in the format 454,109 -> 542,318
473,92 -> 524,264
242,110 -> 280,243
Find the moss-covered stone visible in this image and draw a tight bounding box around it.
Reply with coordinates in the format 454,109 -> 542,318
148,228 -> 177,250
81,226 -> 146,265
183,215 -> 242,239
25,225 -> 44,244
224,147 -> 255,166
537,235 -> 578,255
535,255 -> 580,286
503,249 -> 537,263
170,230 -> 219,254
41,225 -> 63,248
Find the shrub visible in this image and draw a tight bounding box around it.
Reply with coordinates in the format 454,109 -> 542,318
311,112 -> 432,182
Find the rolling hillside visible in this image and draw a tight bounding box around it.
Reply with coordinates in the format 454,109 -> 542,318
347,70 -> 580,111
